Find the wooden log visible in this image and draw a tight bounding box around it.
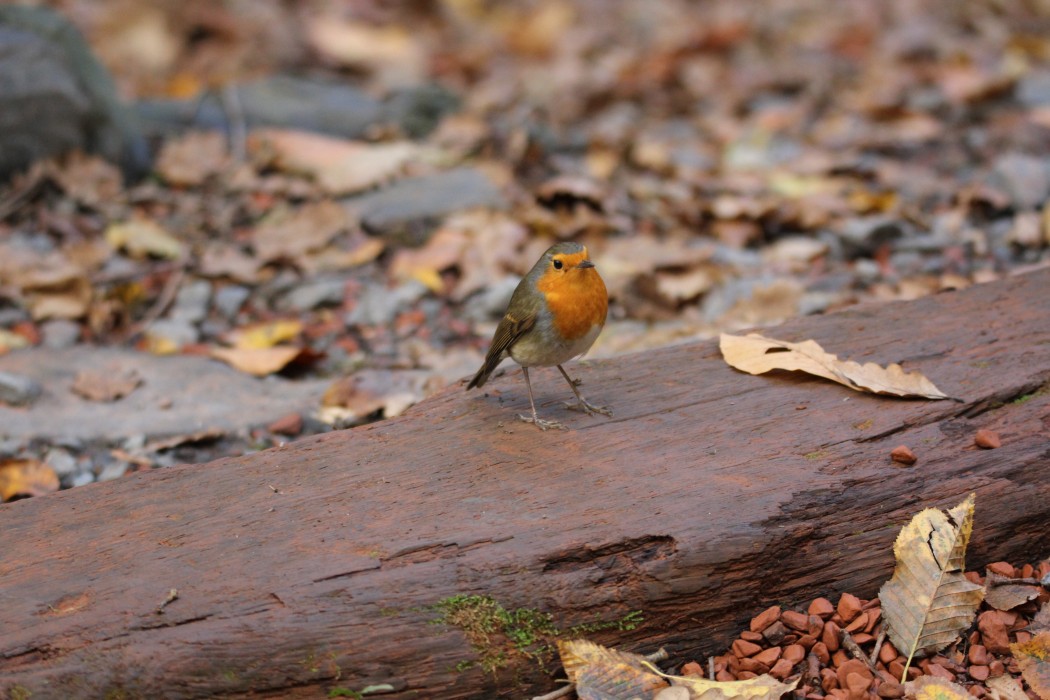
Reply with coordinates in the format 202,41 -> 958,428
2,269 -> 1049,699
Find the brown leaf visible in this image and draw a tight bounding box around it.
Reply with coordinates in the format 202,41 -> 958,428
248,128 -> 419,195
389,226 -> 470,292
904,676 -> 971,700
50,152 -> 124,208
879,494 -> 984,680
984,571 -> 1041,611
0,459 -> 59,501
155,131 -> 230,187
558,639 -> 668,700
210,346 -> 303,376
985,673 -> 1032,700
1011,631 -> 1050,700
251,201 -> 349,262
305,19 -> 425,88
72,368 -> 143,402
720,333 -> 950,399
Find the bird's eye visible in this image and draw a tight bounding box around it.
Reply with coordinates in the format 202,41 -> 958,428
552,259 -> 563,270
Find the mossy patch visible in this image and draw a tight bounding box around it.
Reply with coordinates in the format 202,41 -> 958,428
432,594 -> 642,675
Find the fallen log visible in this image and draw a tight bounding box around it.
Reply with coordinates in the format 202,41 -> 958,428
2,269 -> 1049,699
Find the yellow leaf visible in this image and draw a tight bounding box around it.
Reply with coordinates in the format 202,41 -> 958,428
105,220 -> 185,260
0,459 -> 59,501
641,660 -> 799,700
558,640 -> 668,700
719,333 -> 950,399
904,676 -> 971,700
210,346 -> 302,376
879,493 -> 985,681
229,320 -> 303,350
1012,631 -> 1050,700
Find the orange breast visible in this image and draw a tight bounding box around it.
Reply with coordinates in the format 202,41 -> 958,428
536,268 -> 608,341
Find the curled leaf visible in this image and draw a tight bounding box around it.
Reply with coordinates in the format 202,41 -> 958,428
558,639 -> 668,700
719,333 -> 950,399
879,493 -> 985,681
641,660 -> 798,700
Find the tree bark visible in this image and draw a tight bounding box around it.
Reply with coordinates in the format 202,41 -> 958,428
2,269 -> 1049,699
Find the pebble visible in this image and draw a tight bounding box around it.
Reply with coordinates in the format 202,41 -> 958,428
836,659 -> 874,689
678,661 -> 703,677
732,639 -> 762,658
782,610 -> 810,631
144,318 -> 200,351
97,460 -> 129,482
40,319 -> 82,348
762,620 -> 787,645
878,640 -> 899,664
837,593 -> 864,622
279,277 -> 346,311
978,610 -> 1011,654
750,605 -> 781,633
770,657 -> 795,679
809,597 -> 836,619
44,448 -> 78,477
822,621 -> 842,651
891,445 -> 917,465
0,371 -> 42,406
70,471 -> 95,487
171,279 -> 212,323
783,644 -> 806,664
812,641 -> 831,664
346,280 -> 428,327
877,680 -> 904,698
753,647 -> 782,666
213,284 -> 251,319
986,561 -> 1015,577
974,429 -> 1001,449
990,153 -> 1050,209
268,412 -> 303,436
968,665 -> 990,681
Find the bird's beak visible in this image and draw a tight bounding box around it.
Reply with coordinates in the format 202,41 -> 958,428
578,259 -> 595,269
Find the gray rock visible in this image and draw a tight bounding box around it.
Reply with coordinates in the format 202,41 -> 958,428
70,470 -> 95,487
145,318 -> 199,350
97,460 -> 128,482
0,5 -> 148,180
213,284 -> 250,319
40,319 -> 81,348
0,438 -> 25,457
170,279 -> 213,324
1017,69 -> 1050,107
344,168 -> 506,242
990,153 -> 1050,209
44,447 -> 78,478
278,276 -> 346,311
346,280 -> 428,327
0,370 -> 41,406
463,276 -> 519,322
382,84 -> 461,139
836,216 -> 906,259
0,307 -> 27,326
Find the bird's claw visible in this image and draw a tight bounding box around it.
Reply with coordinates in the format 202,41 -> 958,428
518,414 -> 567,431
565,400 -> 612,417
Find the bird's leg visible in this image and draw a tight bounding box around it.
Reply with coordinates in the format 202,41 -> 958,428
558,365 -> 612,417
518,367 -> 567,431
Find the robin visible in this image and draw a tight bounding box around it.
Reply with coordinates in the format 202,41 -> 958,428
467,241 -> 610,430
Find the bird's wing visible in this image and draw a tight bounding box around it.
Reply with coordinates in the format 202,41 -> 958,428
466,311 -> 536,389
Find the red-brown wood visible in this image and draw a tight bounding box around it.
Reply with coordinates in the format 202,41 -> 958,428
2,269 -> 1049,699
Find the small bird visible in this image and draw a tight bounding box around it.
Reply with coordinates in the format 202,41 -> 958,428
467,241 -> 610,430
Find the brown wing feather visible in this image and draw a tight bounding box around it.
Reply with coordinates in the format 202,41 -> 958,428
466,312 -> 536,389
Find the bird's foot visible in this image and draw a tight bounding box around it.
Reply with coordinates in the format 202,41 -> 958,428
518,414 -> 567,431
565,399 -> 612,417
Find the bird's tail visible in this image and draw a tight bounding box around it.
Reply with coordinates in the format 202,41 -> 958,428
466,355 -> 502,390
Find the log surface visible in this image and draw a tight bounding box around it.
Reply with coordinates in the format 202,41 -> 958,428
2,270 -> 1049,699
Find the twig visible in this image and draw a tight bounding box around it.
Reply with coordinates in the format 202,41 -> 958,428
531,648 -> 669,700
156,588 -> 179,614
708,655 -> 716,680
840,628 -> 877,672
869,630 -> 886,667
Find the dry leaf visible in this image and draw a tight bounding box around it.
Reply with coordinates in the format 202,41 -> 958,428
985,674 -> 1031,700
558,639 -> 668,700
904,675 -> 972,700
879,493 -> 985,681
210,346 -> 303,376
155,131 -> 230,187
641,660 -> 799,700
106,220 -> 185,260
1012,631 -> 1050,700
389,226 -> 470,292
51,152 -> 123,208
0,459 -> 59,501
72,368 -> 143,402
1032,602 -> 1050,633
719,333 -> 950,399
248,129 -> 419,195
228,320 -> 303,350
305,19 -> 425,87
984,572 -> 1041,611
251,201 -> 349,262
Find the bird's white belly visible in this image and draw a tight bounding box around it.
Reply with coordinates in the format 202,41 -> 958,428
509,323 -> 602,367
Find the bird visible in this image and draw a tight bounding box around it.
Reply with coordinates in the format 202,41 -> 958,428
467,241 -> 610,430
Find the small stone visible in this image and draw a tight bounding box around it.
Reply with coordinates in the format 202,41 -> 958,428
346,280 -> 428,327
44,448 -> 78,478
769,658 -> 796,680
740,630 -> 765,643
751,605 -> 782,633
144,318 -> 200,352
279,277 -> 346,311
837,593 -> 863,623
736,671 -> 758,680
809,597 -> 836,619
762,620 -> 788,646
796,634 -> 817,649
812,641 -> 830,664
926,663 -> 955,681
754,647 -> 782,666
782,610 -> 809,631
738,657 -> 769,674
807,614 -> 825,636
852,633 -> 873,644
70,471 -> 95,487
888,660 -> 905,680
732,639 -> 763,658
986,561 -> 1015,577
171,279 -> 212,323
968,644 -> 988,665
968,665 -> 990,681
877,680 -> 904,698
978,610 -> 1011,654
990,153 -> 1050,210
890,445 -> 917,465
845,672 -> 870,692
845,611 -> 868,634
268,412 -> 303,436
831,649 -> 849,668
0,371 -> 42,406
989,659 -> 1005,676
97,460 -> 129,482
878,640 -> 899,664
837,659 -> 874,689
715,670 -> 735,682
41,319 -> 82,348
823,621 -> 842,652
213,284 -> 251,319
679,661 -> 704,677
974,429 -> 1001,449
821,667 -> 839,692
783,645 -> 806,664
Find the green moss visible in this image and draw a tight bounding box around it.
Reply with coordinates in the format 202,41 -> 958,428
432,594 -> 643,675
9,687 -> 31,700
804,449 -> 830,460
